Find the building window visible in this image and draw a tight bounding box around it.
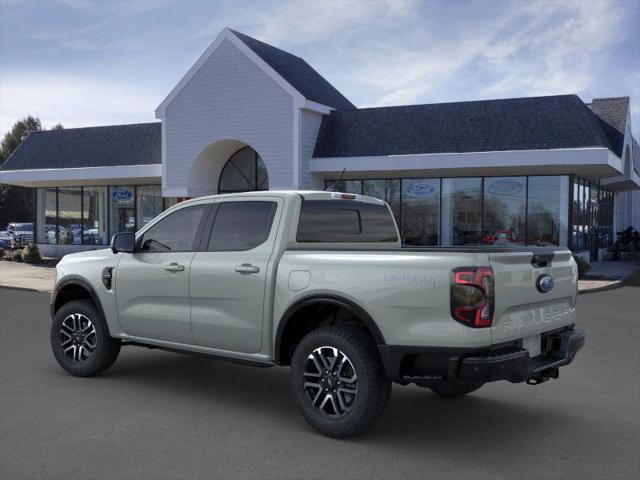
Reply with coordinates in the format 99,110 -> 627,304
527,176 -> 569,246
483,177 -> 526,246
163,197 -> 179,210
83,187 -> 108,245
218,146 -> 269,193
402,179 -> 440,246
57,187 -> 82,245
36,188 -> 57,244
362,179 -> 401,227
441,178 -> 482,246
109,186 -> 136,235
137,185 -> 163,229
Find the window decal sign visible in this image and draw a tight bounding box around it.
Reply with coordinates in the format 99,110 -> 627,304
487,179 -> 523,196
404,182 -> 439,198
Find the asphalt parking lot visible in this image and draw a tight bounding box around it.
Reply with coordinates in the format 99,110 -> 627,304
1,287 -> 639,480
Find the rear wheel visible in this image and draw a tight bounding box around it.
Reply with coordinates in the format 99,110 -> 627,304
290,326 -> 391,438
51,300 -> 121,377
428,381 -> 484,398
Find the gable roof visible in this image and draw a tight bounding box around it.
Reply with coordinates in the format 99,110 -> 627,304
590,97 -> 629,157
156,28 -> 355,116
313,94 -> 616,158
229,30 -> 355,110
0,123 -> 161,171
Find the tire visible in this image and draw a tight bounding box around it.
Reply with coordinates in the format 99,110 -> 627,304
290,326 -> 391,438
51,299 -> 121,377
428,381 -> 484,398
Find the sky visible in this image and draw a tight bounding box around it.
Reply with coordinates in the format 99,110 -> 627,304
1,0 -> 639,138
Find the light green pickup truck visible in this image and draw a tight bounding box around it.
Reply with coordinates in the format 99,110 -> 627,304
50,191 -> 585,437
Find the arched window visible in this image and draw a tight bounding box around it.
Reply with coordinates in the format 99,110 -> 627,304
218,146 -> 269,193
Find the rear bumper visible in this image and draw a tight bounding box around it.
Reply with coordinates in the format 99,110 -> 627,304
378,326 -> 585,385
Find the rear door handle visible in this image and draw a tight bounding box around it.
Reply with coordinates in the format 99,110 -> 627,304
234,263 -> 260,274
164,263 -> 185,272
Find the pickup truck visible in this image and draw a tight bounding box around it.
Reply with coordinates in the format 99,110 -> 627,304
4,222 -> 34,249
50,191 -> 585,437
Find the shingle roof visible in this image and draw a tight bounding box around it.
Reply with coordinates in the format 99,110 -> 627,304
0,122 -> 161,171
230,29 -> 355,111
313,95 -> 616,158
590,97 -> 629,157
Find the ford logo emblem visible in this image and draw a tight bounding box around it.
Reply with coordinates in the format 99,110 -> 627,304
536,274 -> 554,293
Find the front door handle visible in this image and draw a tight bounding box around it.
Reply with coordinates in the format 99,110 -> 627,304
164,262 -> 185,272
234,263 -> 260,274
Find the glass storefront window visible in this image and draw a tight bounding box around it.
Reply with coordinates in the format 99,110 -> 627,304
362,179 -> 401,226
527,176 -> 569,246
483,177 -> 526,246
57,188 -> 82,245
36,188 -> 57,244
137,185 -> 163,229
402,179 -> 440,246
328,180 -> 362,194
109,186 -> 136,235
83,187 -> 108,245
163,197 -> 179,211
441,178 -> 482,246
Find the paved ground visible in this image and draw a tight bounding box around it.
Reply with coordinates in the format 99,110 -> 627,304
0,261 -> 55,292
1,287 -> 639,479
3,259 -> 636,294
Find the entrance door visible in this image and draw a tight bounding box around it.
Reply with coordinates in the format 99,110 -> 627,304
115,204 -> 209,343
190,198 -> 281,353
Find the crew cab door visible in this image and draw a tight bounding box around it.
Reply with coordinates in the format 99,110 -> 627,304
488,249 -> 577,346
115,204 -> 210,343
189,198 -> 281,353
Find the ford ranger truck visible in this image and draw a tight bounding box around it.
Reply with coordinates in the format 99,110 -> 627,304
50,191 -> 585,438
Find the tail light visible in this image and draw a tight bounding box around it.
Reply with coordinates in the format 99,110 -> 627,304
450,267 -> 494,328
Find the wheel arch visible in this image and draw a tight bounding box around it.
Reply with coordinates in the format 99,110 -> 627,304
51,276 -> 106,323
274,294 -> 386,366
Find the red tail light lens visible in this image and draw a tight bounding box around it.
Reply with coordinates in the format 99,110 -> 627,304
450,267 -> 494,328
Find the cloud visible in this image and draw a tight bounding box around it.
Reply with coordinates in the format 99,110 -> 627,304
0,72 -> 157,132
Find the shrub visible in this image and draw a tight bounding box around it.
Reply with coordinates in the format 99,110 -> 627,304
0,248 -> 5,260
573,255 -> 590,276
21,243 -> 42,264
11,249 -> 23,262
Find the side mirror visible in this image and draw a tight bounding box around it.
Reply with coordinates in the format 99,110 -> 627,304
110,232 -> 136,254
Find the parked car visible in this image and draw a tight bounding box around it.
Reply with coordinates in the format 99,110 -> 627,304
50,191 -> 585,437
4,222 -> 34,249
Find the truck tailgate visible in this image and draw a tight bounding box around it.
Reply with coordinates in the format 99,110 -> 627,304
488,249 -> 577,347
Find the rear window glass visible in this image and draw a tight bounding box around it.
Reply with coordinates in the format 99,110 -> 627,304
297,200 -> 398,243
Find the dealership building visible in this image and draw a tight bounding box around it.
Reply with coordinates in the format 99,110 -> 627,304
1,28 -> 638,259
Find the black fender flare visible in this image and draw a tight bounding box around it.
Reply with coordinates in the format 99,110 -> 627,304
51,276 -> 106,323
274,294 -> 386,365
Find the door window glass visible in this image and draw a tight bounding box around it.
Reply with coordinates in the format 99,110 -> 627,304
207,201 -> 277,251
137,185 -> 163,229
109,186 -> 136,235
402,179 -> 440,246
83,187 -> 108,245
139,205 -> 207,252
483,177 -> 526,246
441,178 -> 482,246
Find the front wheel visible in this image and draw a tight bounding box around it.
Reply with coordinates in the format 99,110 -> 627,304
290,326 -> 391,438
51,300 -> 121,377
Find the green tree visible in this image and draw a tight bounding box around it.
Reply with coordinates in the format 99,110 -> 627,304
0,116 -> 63,228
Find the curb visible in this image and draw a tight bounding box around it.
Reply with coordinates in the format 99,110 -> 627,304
578,280 -> 624,295
0,285 -> 52,294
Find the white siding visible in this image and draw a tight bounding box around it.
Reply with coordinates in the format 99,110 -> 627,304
163,39 -> 294,196
298,109 -> 324,189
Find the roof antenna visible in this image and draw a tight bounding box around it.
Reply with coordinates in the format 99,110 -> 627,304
326,168 -> 347,192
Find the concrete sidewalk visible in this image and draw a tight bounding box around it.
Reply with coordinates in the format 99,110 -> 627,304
0,261 -> 55,293
1,259 -> 638,295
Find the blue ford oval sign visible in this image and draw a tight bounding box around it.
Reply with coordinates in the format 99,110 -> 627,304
536,274 -> 554,293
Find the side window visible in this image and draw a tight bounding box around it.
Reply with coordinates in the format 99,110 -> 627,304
207,201 -> 277,252
139,205 -> 207,252
297,200 -> 398,242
